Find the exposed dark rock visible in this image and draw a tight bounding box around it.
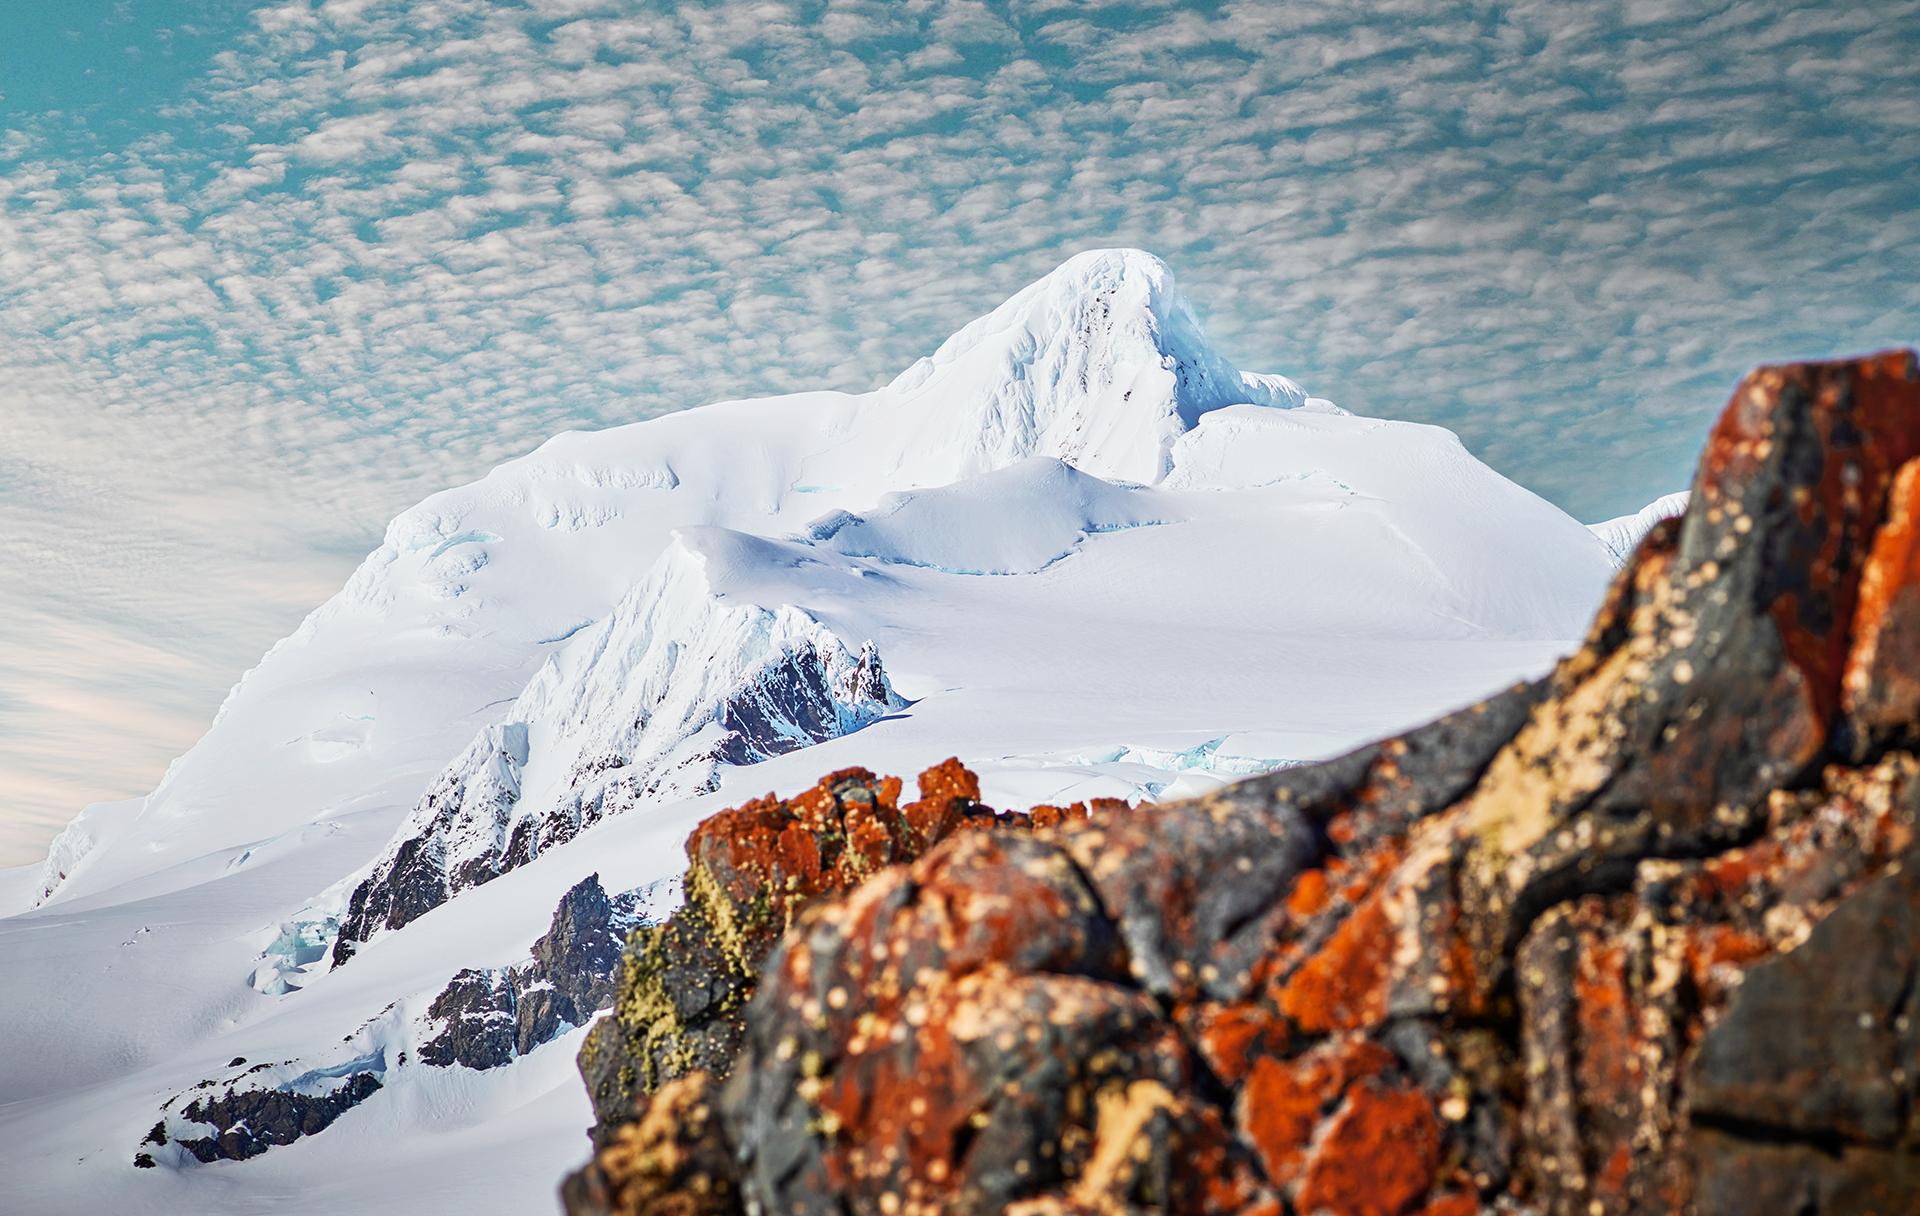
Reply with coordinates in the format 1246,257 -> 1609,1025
535,869 -> 629,1015
333,829 -> 454,966
516,983 -> 571,1057
417,967 -> 518,1070
714,641 -> 895,766
172,1072 -> 383,1164
418,873 -> 643,1071
563,1072 -> 742,1216
566,352 -> 1920,1214
331,723 -> 522,967
1687,857 -> 1920,1200
145,875 -> 646,1169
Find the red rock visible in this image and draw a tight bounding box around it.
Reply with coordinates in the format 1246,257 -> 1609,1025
1294,1080 -> 1442,1216
1275,883 -> 1396,1034
1240,1037 -> 1394,1188
1190,1002 -> 1289,1086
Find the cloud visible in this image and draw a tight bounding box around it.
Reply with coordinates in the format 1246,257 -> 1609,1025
0,0 -> 1916,863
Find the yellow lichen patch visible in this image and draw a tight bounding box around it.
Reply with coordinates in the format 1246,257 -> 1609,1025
1460,594 -> 1653,864
575,1072 -> 736,1216
683,860 -> 759,980
1061,1079 -> 1181,1213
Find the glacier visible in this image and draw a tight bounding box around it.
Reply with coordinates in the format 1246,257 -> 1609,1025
0,249 -> 1620,1216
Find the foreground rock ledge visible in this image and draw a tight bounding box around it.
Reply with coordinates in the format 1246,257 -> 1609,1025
568,351 -> 1920,1216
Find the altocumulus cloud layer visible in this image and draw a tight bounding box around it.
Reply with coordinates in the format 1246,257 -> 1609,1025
1,0 -> 1916,866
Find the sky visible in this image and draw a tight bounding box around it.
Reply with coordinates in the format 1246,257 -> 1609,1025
1,0 -> 1916,868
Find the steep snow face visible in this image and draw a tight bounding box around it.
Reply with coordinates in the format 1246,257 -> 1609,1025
1590,491 -> 1691,565
869,249 -> 1309,488
1167,407 -> 1615,637
331,532 -> 903,963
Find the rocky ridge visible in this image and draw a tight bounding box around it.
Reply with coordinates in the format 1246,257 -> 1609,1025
142,874 -> 645,1167
564,352 -> 1920,1215
331,594 -> 904,969
417,873 -> 646,1070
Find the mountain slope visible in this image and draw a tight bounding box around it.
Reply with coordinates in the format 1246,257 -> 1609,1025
0,250 -> 1616,1216
331,532 -> 905,964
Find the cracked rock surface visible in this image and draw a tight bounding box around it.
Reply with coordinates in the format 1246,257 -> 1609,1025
568,351 -> 1920,1215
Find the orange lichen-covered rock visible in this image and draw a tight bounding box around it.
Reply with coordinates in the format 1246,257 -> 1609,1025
1239,1037 -> 1395,1188
571,353 -> 1920,1215
1273,885 -> 1397,1034
1412,1193 -> 1483,1216
1189,1002 -> 1290,1086
1295,1080 -> 1443,1216
575,761 -> 1090,1144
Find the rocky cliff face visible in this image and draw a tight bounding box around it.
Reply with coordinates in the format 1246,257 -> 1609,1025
416,873 -> 644,1071
563,351 -> 1920,1215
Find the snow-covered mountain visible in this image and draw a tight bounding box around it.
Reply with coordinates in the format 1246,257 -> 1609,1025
0,249 -> 1619,1216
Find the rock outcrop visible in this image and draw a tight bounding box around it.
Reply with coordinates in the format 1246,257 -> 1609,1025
144,875 -> 645,1168
166,1070 -> 385,1165
566,352 -> 1920,1215
572,761 -> 1115,1141
418,873 -> 642,1070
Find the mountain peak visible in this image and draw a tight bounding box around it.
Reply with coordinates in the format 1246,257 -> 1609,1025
880,249 -> 1308,487
890,248 -> 1207,398
1014,246 -> 1181,310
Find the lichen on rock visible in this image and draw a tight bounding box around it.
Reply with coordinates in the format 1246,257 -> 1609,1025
574,760 -> 1115,1141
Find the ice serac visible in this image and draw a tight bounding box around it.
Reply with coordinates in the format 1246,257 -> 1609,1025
331,531 -> 904,964
1588,490 -> 1690,564
570,352 -> 1920,1216
31,797 -> 141,906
